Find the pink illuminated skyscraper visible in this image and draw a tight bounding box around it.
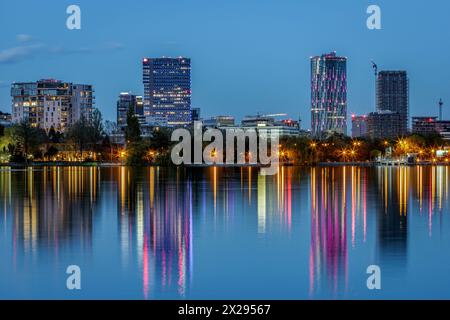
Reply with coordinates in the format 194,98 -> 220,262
311,52 -> 347,138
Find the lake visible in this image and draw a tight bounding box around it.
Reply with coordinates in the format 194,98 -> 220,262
0,166 -> 449,300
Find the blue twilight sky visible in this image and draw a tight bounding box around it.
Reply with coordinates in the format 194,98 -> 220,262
1,0 -> 450,127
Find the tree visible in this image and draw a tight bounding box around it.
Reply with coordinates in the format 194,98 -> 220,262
126,140 -> 149,166
104,120 -> 118,136
150,128 -> 171,150
0,126 -> 12,163
90,108 -> 104,144
125,102 -> 141,144
10,120 -> 48,163
370,149 -> 382,160
48,126 -> 64,143
66,109 -> 106,161
45,145 -> 59,160
66,116 -> 91,159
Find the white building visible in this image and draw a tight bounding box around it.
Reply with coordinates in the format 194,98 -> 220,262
43,98 -> 64,132
11,79 -> 94,132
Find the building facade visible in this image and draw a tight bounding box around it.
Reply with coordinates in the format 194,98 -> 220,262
117,92 -> 144,130
143,57 -> 192,127
376,71 -> 409,135
351,115 -> 368,138
11,79 -> 94,132
412,116 -> 450,140
311,52 -> 347,137
219,114 -> 301,137
203,115 -> 236,128
412,117 -> 439,135
71,84 -> 95,124
191,108 -> 201,122
367,111 -> 403,139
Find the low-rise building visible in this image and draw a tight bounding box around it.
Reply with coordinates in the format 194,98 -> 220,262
412,116 -> 450,140
203,115 -> 235,128
0,111 -> 12,127
351,114 -> 368,138
367,111 -> 403,139
216,114 -> 301,137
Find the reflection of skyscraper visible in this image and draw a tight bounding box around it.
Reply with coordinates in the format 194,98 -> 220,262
309,167 -> 348,296
311,52 -> 347,137
375,167 -> 408,267
117,167 -> 193,299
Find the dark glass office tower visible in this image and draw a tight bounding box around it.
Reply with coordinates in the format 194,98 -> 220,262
143,57 -> 192,127
117,92 -> 143,130
311,52 -> 347,138
376,71 -> 409,135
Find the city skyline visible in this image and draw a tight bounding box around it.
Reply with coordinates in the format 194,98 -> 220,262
1,0 -> 450,126
3,53 -> 448,133
3,1 -> 450,305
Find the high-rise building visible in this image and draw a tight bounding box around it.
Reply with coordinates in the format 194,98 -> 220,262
71,84 -> 95,123
311,52 -> 347,137
117,92 -> 144,129
11,79 -> 94,132
376,71 -> 409,135
351,115 -> 368,138
143,57 -> 192,127
367,110 -> 403,139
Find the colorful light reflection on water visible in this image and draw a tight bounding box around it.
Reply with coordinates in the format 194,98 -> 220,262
0,166 -> 450,299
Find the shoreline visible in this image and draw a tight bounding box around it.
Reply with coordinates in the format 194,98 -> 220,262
1,162 -> 449,168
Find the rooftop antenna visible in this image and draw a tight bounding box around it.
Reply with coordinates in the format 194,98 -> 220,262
439,98 -> 444,121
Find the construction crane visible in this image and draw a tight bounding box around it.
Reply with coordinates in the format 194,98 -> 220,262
371,61 -> 378,77
371,61 -> 378,111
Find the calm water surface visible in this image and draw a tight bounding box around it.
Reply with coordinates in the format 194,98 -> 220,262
0,166 -> 450,299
